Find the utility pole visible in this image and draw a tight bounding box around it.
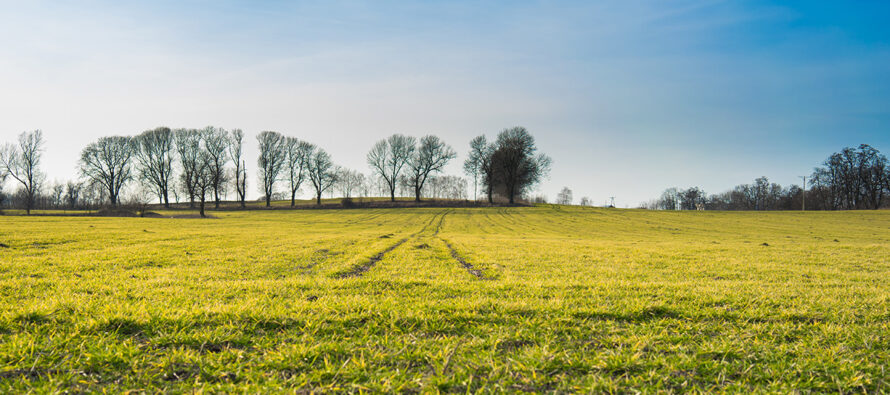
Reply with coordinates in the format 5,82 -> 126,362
799,176 -> 806,211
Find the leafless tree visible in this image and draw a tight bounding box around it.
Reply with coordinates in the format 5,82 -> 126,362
307,148 -> 336,205
336,168 -> 365,198
556,187 -> 573,205
0,171 -> 7,210
398,175 -> 412,197
122,187 -> 153,217
80,179 -> 106,209
175,129 -> 203,208
407,135 -> 456,202
367,134 -> 416,202
357,174 -> 373,198
464,135 -> 497,203
463,135 -> 489,202
193,144 -> 216,218
810,144 -> 889,210
284,137 -> 315,206
257,131 -> 286,207
0,130 -> 45,214
426,175 -> 468,200
200,127 -> 230,208
579,196 -> 591,206
658,188 -> 679,210
228,129 -> 247,208
50,182 -> 65,207
678,187 -> 706,210
491,127 -> 551,204
65,181 -> 82,209
133,127 -> 175,207
79,136 -> 134,206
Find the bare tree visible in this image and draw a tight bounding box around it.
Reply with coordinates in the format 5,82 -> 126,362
202,127 -> 230,208
257,131 -> 286,207
175,129 -> 203,208
658,188 -> 679,210
556,187 -> 573,205
79,136 -> 134,206
579,196 -> 591,206
65,181 -> 82,209
407,135 -> 456,202
491,127 -> 551,204
678,187 -> 706,210
307,148 -> 336,205
336,168 -> 365,198
480,144 -> 496,204
0,130 -> 45,214
228,129 -> 247,208
193,144 -> 216,218
810,144 -> 888,210
367,134 -> 416,202
426,175 -> 468,200
133,127 -> 175,207
284,137 -> 315,206
50,182 -> 65,207
0,170 -> 7,210
463,135 -> 489,202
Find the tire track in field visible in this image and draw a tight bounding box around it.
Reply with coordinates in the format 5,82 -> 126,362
431,209 -> 452,236
433,210 -> 486,279
334,211 -> 445,278
296,239 -> 358,272
440,238 -> 485,278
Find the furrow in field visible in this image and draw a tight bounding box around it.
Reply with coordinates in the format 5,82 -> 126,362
439,238 -> 485,278
432,210 -> 486,278
334,236 -> 412,278
432,209 -> 453,236
333,210 -> 446,278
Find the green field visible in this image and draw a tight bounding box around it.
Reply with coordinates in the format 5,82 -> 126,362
1,206 -> 889,392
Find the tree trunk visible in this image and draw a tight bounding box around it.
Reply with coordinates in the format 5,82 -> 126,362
473,176 -> 477,203
239,179 -> 246,208
390,188 -> 396,202
415,186 -> 421,202
265,194 -> 271,207
291,190 -> 297,207
199,195 -> 206,218
316,192 -> 322,205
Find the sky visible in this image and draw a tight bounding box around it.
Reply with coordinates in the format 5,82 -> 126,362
1,0 -> 888,206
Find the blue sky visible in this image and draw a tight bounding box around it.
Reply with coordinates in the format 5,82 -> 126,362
1,0 -> 888,205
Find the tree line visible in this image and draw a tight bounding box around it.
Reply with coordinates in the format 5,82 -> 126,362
0,126 -> 550,215
644,144 -> 890,210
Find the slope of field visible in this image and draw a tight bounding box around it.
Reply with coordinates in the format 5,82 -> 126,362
1,206 -> 889,392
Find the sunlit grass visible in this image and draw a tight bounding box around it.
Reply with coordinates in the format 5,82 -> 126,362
1,206 -> 888,392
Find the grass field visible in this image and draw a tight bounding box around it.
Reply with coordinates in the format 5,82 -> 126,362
1,206 -> 889,392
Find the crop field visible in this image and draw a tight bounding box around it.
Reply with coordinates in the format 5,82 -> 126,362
1,206 -> 889,392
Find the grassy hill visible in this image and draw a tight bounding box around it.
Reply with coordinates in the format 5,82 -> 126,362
1,206 -> 888,392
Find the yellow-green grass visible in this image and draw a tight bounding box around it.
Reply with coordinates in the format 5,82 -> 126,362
1,206 -> 888,392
